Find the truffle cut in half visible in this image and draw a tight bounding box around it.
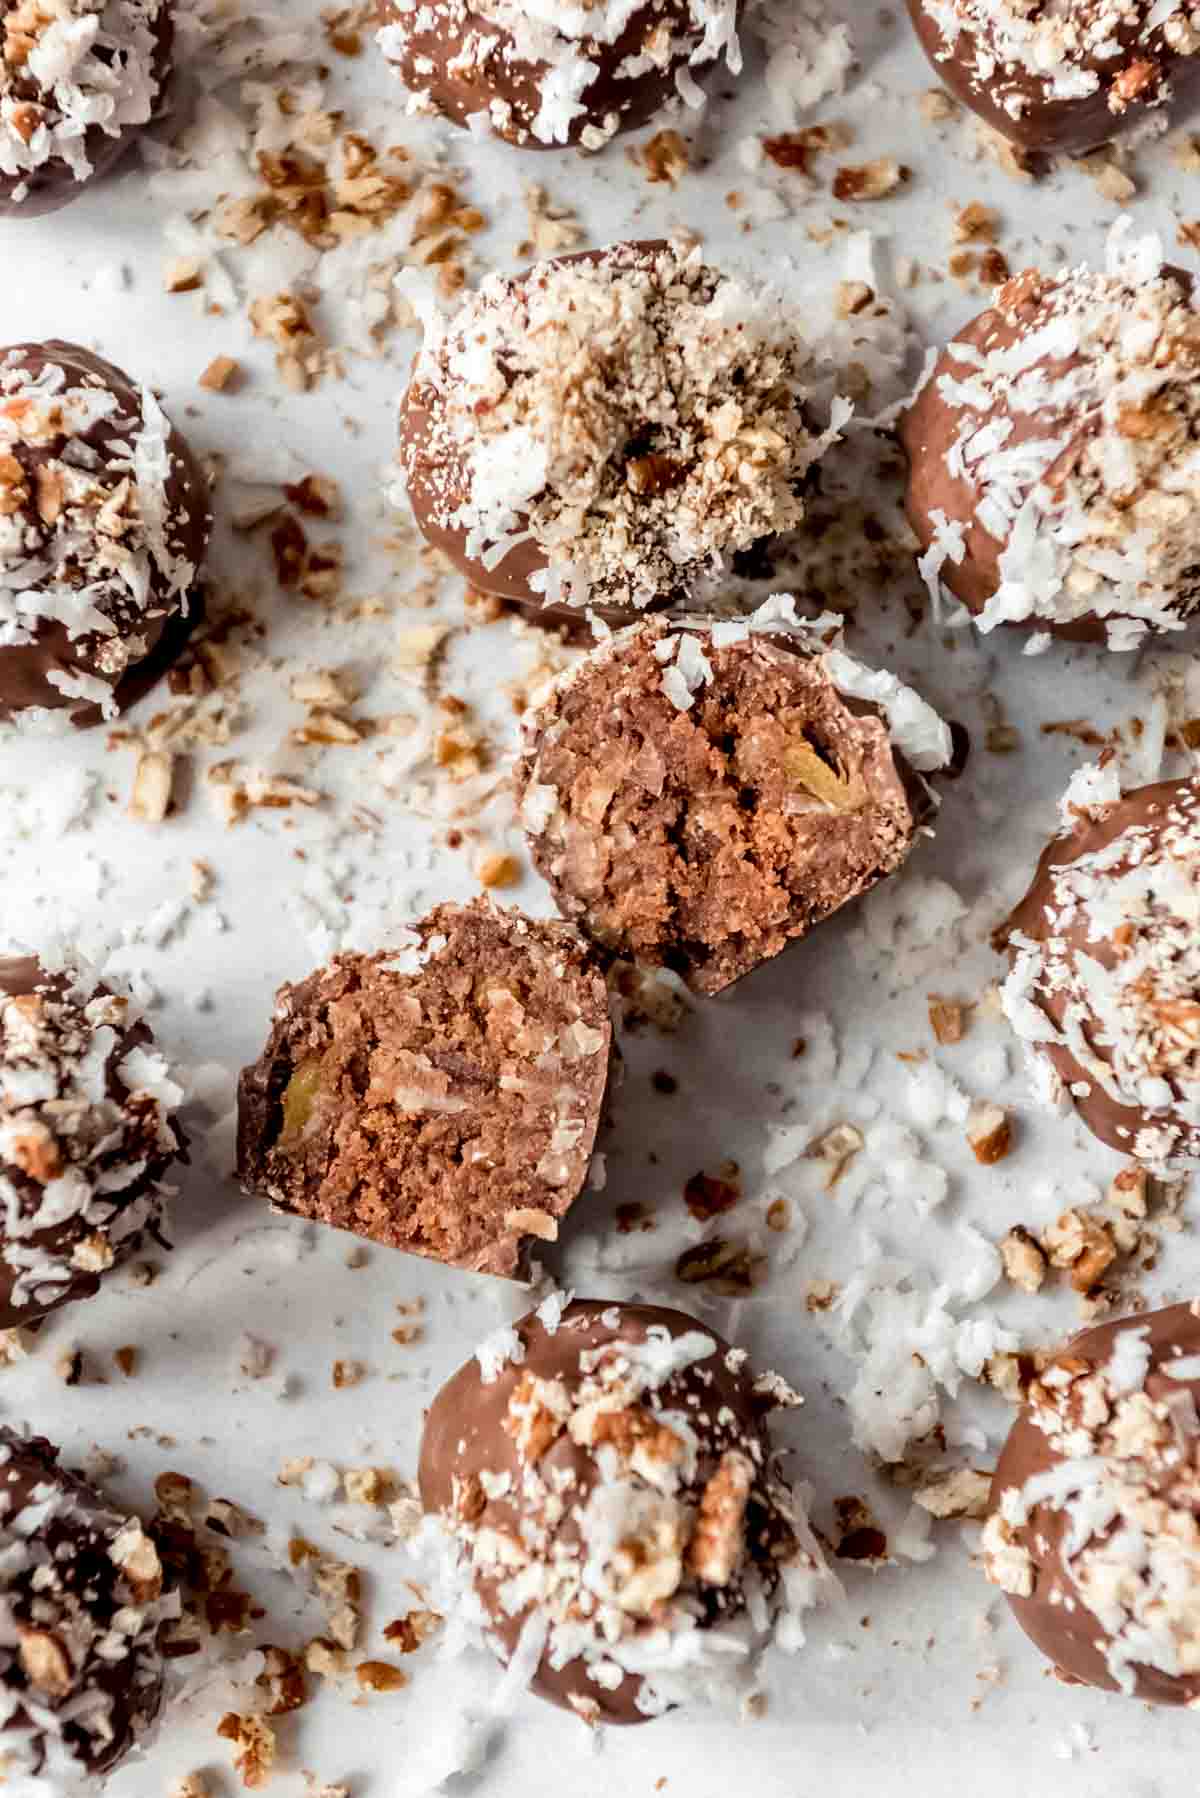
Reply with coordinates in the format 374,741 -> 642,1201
902,235 -> 1200,651
984,1303 -> 1200,1703
237,901 -> 614,1278
375,0 -> 740,151
1001,768 -> 1200,1175
0,1427 -> 173,1789
907,0 -> 1200,155
0,340 -> 210,727
0,952 -> 185,1330
0,0 -> 174,216
418,1296 -> 832,1723
516,601 -> 954,994
397,241 -> 838,620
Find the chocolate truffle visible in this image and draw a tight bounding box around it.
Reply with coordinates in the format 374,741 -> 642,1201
237,901 -> 613,1278
516,600 -> 953,994
376,0 -> 739,150
0,953 -> 184,1329
1001,769 -> 1200,1175
907,0 -> 1200,155
902,237 -> 1200,650
0,340 -> 209,727
0,0 -> 173,216
984,1302 -> 1200,1702
419,1297 -> 828,1723
0,1428 -> 172,1786
397,241 -> 836,618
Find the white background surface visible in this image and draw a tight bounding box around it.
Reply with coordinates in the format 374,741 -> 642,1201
2,2 -> 1200,1794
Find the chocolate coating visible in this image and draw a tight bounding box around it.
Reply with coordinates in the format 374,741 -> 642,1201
397,241 -> 820,620
901,259 -> 1200,647
517,616 -> 943,995
907,0 -> 1200,155
376,0 -> 737,151
0,1 -> 173,217
0,954 -> 185,1329
987,1303 -> 1200,1702
0,1428 -> 171,1784
1001,776 -> 1200,1170
0,340 -> 209,726
420,1298 -> 806,1723
236,901 -> 613,1279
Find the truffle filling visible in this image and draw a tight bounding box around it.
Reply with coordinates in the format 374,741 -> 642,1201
401,244 -> 822,610
0,0 -> 163,194
240,908 -> 611,1276
520,613 -> 934,991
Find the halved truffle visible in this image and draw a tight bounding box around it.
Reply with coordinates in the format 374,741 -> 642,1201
0,0 -> 173,216
396,241 -> 836,619
236,901 -> 614,1278
516,602 -> 953,994
907,0 -> 1200,155
901,238 -> 1200,650
0,1427 -> 172,1787
0,952 -> 185,1330
1000,768 -> 1200,1175
419,1296 -> 829,1723
375,0 -> 740,151
0,340 -> 210,727
984,1302 -> 1200,1702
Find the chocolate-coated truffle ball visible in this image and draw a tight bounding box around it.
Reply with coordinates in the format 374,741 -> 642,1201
397,241 -> 830,618
376,0 -> 739,150
0,1427 -> 172,1785
901,242 -> 1200,649
984,1303 -> 1200,1702
516,602 -> 953,994
237,901 -> 613,1278
0,340 -> 209,727
0,0 -> 173,217
0,953 -> 185,1329
419,1297 -> 826,1723
1001,770 -> 1200,1174
907,0 -> 1200,155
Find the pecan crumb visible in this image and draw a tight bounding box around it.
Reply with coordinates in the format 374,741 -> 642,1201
966,1102 -> 1011,1164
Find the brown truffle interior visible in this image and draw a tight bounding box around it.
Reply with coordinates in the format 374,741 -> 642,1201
525,636 -> 919,994
238,910 -> 611,1277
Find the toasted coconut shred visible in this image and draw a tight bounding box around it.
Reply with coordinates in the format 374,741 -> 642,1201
928,226 -> 1200,648
984,1321 -> 1200,1693
400,243 -> 839,610
0,0 -> 164,199
1003,774 -> 1200,1174
0,351 -> 196,725
377,0 -> 741,148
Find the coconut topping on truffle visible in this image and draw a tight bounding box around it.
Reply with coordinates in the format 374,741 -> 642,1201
1002,775 -> 1200,1174
0,953 -> 184,1324
915,0 -> 1196,126
518,600 -> 951,992
0,346 -> 202,721
910,228 -> 1200,649
0,1428 -> 174,1790
398,242 -> 834,612
984,1305 -> 1200,1700
378,0 -> 739,149
0,0 -> 165,201
418,1300 -> 831,1724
